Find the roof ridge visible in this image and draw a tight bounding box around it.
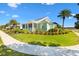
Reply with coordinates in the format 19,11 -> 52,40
34,16 -> 48,21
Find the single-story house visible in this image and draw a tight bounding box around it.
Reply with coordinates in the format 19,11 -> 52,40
20,16 -> 56,32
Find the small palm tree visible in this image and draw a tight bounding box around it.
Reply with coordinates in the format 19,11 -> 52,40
74,14 -> 79,29
74,14 -> 79,21
58,9 -> 72,29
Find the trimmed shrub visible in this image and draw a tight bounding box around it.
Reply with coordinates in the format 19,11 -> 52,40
28,41 -> 46,46
12,28 -> 20,33
20,29 -> 29,33
48,29 -> 54,32
28,42 -> 38,45
48,42 -> 60,46
3,28 -> 29,34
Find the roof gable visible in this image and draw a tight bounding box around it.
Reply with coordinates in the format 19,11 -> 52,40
33,16 -> 51,23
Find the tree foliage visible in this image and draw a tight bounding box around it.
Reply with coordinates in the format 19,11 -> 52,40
9,19 -> 18,25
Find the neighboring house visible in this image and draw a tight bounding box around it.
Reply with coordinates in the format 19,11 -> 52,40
20,16 -> 56,32
5,23 -> 20,29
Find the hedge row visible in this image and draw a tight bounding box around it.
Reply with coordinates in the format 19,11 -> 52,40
28,41 -> 60,46
3,27 -> 71,35
27,29 -> 71,35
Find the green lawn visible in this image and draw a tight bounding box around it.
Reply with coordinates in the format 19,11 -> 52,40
11,32 -> 79,46
0,38 -> 32,56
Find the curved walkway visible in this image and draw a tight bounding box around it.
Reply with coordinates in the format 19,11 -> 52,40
1,30 -> 79,56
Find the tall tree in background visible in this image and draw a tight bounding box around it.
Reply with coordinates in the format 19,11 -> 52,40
58,9 -> 72,29
9,19 -> 19,29
9,19 -> 18,25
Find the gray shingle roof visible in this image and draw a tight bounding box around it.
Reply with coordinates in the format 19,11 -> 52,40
34,16 -> 47,21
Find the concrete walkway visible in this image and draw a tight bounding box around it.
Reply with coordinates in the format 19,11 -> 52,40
1,30 -> 79,56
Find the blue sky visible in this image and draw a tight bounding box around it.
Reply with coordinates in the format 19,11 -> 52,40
0,3 -> 78,27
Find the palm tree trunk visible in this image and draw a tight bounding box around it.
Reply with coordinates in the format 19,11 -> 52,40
62,17 -> 65,29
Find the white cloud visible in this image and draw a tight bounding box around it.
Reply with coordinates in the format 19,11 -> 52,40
68,14 -> 76,19
0,11 -> 5,14
69,17 -> 72,19
12,15 -> 19,18
41,3 -> 55,5
7,3 -> 21,8
72,14 -> 75,16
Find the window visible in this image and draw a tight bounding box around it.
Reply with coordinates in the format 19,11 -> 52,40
22,24 -> 25,29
